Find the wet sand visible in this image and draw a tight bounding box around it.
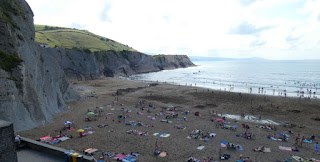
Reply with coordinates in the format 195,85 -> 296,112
20,78 -> 320,161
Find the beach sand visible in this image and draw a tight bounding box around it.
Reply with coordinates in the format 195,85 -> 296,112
20,77 -> 320,161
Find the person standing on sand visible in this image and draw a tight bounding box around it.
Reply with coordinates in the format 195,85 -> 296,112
315,142 -> 319,155
300,136 -> 304,147
219,148 -> 223,157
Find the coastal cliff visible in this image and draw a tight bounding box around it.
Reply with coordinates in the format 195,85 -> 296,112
41,48 -> 195,80
0,0 -> 194,131
0,0 -> 79,132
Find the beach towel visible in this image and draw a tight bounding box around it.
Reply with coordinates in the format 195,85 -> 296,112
167,111 -> 175,114
67,128 -> 75,131
57,136 -> 69,141
303,139 -> 312,143
292,155 -> 304,162
84,148 -> 98,155
87,149 -> 98,155
263,148 -> 271,152
104,152 -> 114,159
232,125 -> 238,129
40,136 -> 51,141
197,145 -> 205,150
84,126 -> 93,130
114,154 -> 126,160
153,133 -> 170,137
49,140 -> 60,144
129,153 -> 139,157
84,148 -> 93,152
125,122 -> 136,126
160,119 -> 172,123
122,157 -> 137,162
220,141 -> 228,147
236,145 -> 243,150
279,146 -> 292,151
159,152 -> 167,157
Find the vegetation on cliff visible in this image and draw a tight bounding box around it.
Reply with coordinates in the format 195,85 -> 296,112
34,24 -> 136,52
0,49 -> 22,72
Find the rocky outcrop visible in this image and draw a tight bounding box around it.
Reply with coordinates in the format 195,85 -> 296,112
0,0 -> 79,132
42,48 -> 195,80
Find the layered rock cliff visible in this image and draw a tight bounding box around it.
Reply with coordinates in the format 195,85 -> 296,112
41,48 -> 195,80
0,0 -> 79,132
0,0 -> 194,131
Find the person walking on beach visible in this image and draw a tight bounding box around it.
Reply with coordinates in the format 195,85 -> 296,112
315,142 -> 319,155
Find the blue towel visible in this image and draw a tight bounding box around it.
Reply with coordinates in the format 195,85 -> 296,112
236,145 -> 243,150
303,139 -> 312,143
50,140 -> 60,144
123,157 -> 137,162
220,141 -> 228,144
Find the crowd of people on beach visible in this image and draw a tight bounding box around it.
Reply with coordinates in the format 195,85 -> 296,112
17,82 -> 320,162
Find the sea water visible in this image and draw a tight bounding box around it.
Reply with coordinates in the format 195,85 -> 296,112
129,60 -> 320,98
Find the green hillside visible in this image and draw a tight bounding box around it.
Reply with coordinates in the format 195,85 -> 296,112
34,24 -> 136,52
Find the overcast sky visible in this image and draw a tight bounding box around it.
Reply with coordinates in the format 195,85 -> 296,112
26,0 -> 320,60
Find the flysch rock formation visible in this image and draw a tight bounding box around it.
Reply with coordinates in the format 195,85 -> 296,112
0,0 -> 79,132
41,48 -> 195,80
0,0 -> 194,131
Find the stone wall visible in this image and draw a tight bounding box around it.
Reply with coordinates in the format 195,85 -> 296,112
0,120 -> 17,162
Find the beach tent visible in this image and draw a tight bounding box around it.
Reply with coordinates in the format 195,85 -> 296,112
64,121 -> 72,125
194,112 -> 200,116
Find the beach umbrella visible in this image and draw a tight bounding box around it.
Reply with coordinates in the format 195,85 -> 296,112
168,105 -> 174,108
64,121 -> 72,125
217,119 -> 224,123
77,129 -> 84,133
87,112 -> 94,115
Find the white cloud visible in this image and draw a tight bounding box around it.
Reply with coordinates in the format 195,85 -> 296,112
25,0 -> 320,60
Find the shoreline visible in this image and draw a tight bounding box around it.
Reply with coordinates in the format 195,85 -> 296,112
125,76 -> 319,100
20,77 -> 320,161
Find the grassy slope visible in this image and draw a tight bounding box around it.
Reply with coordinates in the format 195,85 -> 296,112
34,24 -> 136,52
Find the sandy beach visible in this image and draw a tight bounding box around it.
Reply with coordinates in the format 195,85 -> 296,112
20,77 -> 320,162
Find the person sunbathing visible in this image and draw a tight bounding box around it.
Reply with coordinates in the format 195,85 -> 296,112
253,146 -> 264,152
267,134 -> 271,139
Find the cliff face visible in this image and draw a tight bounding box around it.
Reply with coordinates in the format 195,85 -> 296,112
0,0 -> 79,132
42,48 -> 195,80
0,0 -> 194,131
